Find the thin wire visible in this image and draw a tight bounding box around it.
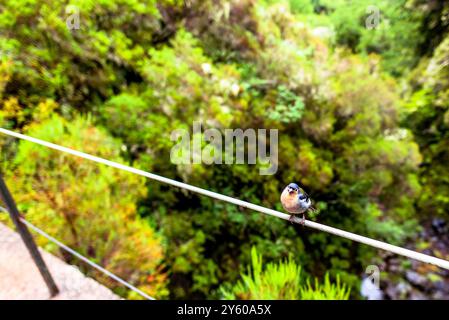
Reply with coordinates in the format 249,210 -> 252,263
0,206 -> 154,300
1,127 -> 449,270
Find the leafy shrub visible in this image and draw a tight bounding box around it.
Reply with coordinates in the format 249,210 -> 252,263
407,35 -> 449,217
300,273 -> 350,300
2,115 -> 168,299
0,0 -> 436,300
221,247 -> 350,300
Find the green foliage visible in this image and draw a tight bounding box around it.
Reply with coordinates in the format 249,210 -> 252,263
221,246 -> 301,300
1,0 -> 445,300
288,0 -> 314,14
220,247 -> 350,300
0,0 -> 163,114
406,35 -> 449,217
267,85 -> 305,123
300,273 -> 350,300
2,115 -> 168,299
319,0 -> 423,75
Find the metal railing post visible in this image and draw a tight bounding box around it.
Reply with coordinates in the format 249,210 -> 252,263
0,173 -> 59,297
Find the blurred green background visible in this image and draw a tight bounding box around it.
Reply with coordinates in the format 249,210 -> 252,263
1,0 -> 448,299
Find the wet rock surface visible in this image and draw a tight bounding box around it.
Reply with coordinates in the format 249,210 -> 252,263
374,218 -> 449,300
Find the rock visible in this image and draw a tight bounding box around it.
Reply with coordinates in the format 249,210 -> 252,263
409,289 -> 427,300
383,286 -> 394,299
388,264 -> 401,273
431,218 -> 447,235
387,258 -> 401,273
406,271 -> 428,289
368,217 -> 449,300
396,281 -> 412,298
432,290 -> 447,299
419,230 -> 428,238
434,280 -> 449,294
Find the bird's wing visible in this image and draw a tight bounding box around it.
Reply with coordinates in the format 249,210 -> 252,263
299,187 -> 310,199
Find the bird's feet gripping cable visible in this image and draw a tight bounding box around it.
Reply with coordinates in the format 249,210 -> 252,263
289,214 -> 306,226
289,214 -> 295,224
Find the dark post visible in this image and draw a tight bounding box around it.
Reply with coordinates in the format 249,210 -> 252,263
0,173 -> 59,297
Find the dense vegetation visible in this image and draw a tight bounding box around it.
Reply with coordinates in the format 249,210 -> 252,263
0,0 -> 448,299
221,247 -> 350,299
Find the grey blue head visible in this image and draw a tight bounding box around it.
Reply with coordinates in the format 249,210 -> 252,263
287,183 -> 300,195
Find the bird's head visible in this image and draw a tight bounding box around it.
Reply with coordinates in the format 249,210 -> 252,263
286,183 -> 300,195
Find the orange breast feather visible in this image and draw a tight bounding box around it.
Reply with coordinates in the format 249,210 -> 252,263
281,190 -> 299,213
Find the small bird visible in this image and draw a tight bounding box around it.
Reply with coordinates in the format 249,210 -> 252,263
280,183 -> 316,225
